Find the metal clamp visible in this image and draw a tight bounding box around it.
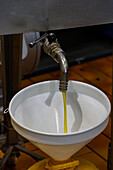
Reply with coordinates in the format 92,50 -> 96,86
4,108 -> 9,114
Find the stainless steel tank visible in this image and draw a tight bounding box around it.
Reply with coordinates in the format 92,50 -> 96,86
0,0 -> 113,35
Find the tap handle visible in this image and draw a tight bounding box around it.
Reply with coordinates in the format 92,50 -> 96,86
29,33 -> 48,48
29,33 -> 57,48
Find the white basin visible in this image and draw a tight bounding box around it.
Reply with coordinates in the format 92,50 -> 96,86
9,80 -> 111,161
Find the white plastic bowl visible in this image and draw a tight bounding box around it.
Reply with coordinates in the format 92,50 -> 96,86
9,80 -> 111,161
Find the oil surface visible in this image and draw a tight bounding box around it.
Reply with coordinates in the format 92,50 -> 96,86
62,92 -> 67,133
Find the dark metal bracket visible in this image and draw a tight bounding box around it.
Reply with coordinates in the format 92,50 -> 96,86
0,34 -> 44,169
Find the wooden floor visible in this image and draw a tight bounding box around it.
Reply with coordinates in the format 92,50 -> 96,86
2,55 -> 112,170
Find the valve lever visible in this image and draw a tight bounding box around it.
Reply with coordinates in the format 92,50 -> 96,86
29,33 -> 49,48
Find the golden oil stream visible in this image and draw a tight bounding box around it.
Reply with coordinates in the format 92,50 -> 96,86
62,92 -> 67,133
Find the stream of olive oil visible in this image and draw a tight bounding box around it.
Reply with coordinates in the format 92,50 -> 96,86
62,92 -> 67,133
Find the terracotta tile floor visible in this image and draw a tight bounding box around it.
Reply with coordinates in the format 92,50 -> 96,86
2,55 -> 112,170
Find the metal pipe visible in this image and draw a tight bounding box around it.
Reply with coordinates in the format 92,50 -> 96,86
43,36 -> 68,92
55,52 -> 68,92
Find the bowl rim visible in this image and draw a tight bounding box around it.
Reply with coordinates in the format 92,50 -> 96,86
9,80 -> 111,137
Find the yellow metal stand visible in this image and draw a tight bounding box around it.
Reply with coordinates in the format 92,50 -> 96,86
28,157 -> 99,170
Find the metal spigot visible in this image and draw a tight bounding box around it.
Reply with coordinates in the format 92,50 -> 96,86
29,33 -> 68,92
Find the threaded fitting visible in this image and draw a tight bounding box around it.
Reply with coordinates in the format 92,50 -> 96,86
59,80 -> 68,92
